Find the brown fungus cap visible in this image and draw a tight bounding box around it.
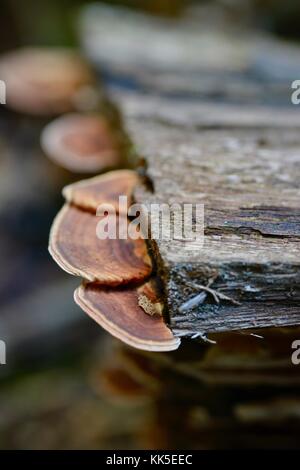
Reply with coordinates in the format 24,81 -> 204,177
0,47 -> 96,116
41,113 -> 121,173
74,282 -> 180,352
49,204 -> 152,285
63,170 -> 138,213
48,169 -> 179,351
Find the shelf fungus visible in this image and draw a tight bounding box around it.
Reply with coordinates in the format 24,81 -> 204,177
49,170 -> 180,352
74,283 -> 180,352
49,204 -> 152,285
0,47 -> 96,116
41,113 -> 122,173
63,170 -> 139,213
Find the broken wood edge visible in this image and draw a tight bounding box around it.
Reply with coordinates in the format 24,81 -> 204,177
137,279 -> 164,317
74,283 -> 181,352
138,294 -> 163,317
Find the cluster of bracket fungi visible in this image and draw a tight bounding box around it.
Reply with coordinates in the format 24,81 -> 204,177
0,47 -> 180,352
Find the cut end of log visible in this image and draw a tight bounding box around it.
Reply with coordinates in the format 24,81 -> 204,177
0,47 -> 95,116
74,282 -> 180,352
62,170 -> 139,213
49,203 -> 152,285
41,113 -> 121,173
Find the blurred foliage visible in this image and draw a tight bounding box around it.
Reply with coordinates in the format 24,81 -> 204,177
1,0 -> 187,50
1,0 -> 300,52
3,0 -> 84,48
101,0 -> 186,16
253,0 -> 300,38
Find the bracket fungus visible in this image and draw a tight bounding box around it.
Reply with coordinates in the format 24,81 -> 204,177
74,283 -> 180,352
49,170 -> 180,352
63,170 -> 139,213
0,48 -> 96,116
49,203 -> 152,285
41,113 -> 122,173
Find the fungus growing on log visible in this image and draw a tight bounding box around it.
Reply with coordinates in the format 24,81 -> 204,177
0,48 -> 95,115
74,282 -> 180,352
41,113 -> 121,173
126,118 -> 300,338
49,169 -> 179,351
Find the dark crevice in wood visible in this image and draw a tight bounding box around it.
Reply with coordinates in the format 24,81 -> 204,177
205,226 -> 300,240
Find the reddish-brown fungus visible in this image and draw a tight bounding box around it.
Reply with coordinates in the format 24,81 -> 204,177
0,48 -> 95,115
74,282 -> 180,352
49,204 -> 152,285
62,170 -> 138,213
41,113 -> 121,173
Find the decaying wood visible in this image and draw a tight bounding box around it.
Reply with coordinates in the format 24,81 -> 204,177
126,120 -> 300,336
113,90 -> 300,130
138,280 -> 164,317
80,3 -> 300,108
80,4 -> 300,340
27,4 -> 299,449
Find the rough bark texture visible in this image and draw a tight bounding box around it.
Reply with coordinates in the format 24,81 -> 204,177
60,4 -> 300,448
123,119 -> 300,337
80,3 -> 300,339
80,3 -> 300,107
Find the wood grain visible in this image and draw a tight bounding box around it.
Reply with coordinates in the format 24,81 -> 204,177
126,120 -> 300,336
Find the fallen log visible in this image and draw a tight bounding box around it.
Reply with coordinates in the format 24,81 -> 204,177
78,2 -> 300,342
126,119 -> 300,338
